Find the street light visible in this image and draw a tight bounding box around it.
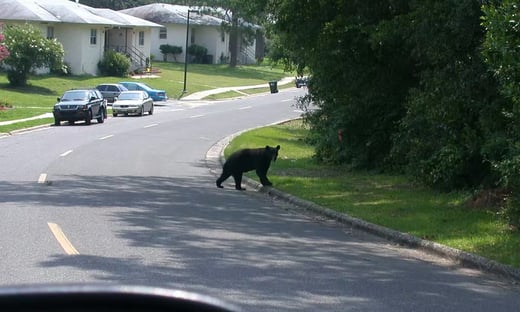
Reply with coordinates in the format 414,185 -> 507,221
183,9 -> 199,94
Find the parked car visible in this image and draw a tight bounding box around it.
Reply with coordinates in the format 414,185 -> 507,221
119,81 -> 168,101
95,83 -> 128,103
295,76 -> 308,88
112,91 -> 154,117
53,89 -> 107,126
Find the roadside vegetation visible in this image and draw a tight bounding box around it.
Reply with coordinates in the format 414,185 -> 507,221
225,119 -> 520,269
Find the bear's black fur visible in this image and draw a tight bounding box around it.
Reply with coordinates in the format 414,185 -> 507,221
216,145 -> 280,190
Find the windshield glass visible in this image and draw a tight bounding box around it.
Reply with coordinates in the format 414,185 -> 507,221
118,93 -> 141,100
61,91 -> 88,101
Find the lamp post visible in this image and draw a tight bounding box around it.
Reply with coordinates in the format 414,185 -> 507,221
183,9 -> 199,94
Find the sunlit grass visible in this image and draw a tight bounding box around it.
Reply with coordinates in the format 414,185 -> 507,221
225,119 -> 520,268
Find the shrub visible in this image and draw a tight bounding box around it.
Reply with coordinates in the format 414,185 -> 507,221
159,44 -> 183,61
188,44 -> 207,63
2,24 -> 64,86
98,50 -> 130,77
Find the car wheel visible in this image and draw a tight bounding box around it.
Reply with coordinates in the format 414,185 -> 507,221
113,112 -> 118,117
149,104 -> 154,115
85,110 -> 92,125
139,107 -> 144,116
54,119 -> 60,126
97,108 -> 105,123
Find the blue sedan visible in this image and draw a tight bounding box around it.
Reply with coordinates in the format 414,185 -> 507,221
119,81 -> 168,101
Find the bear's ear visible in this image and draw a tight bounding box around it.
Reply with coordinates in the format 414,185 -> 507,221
276,145 -> 280,150
265,145 -> 270,149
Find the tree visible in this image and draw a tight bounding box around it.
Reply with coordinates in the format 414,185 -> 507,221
388,0 -> 504,189
0,32 -> 9,62
269,0 -> 413,168
268,0 -> 511,193
481,0 -> 520,228
482,0 -> 520,109
2,24 -> 64,86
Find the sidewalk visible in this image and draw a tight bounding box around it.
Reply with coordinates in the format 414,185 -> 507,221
0,112 -> 53,127
180,76 -> 294,100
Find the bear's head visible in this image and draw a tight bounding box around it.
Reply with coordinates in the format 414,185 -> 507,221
265,145 -> 281,162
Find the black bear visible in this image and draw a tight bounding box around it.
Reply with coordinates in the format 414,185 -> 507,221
216,145 -> 280,190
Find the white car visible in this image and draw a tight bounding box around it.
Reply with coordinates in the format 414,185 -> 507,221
112,91 -> 154,117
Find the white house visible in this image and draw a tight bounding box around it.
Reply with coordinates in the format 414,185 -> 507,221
120,3 -> 262,65
0,0 -> 161,75
120,4 -> 228,65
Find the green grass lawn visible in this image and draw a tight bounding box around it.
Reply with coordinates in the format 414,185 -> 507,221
0,61 -> 290,133
225,119 -> 520,268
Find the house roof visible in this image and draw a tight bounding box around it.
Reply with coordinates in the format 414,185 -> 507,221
85,8 -> 163,28
0,0 -> 161,28
120,4 -> 226,27
0,0 -> 60,23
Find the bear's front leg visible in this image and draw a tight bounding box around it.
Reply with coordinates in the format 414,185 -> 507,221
256,169 -> 272,186
233,172 -> 246,190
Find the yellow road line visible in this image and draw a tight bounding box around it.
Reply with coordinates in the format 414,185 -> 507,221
47,222 -> 80,255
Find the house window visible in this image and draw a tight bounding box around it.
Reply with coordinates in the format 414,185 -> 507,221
159,28 -> 167,39
138,31 -> 144,46
47,26 -> 54,39
90,29 -> 97,45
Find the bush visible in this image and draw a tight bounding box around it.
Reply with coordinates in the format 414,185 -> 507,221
2,23 -> 64,86
159,44 -> 182,61
98,50 -> 130,77
188,44 -> 207,63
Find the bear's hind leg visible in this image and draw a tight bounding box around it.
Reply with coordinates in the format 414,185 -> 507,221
216,171 -> 231,188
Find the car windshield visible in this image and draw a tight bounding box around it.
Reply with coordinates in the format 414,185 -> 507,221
118,93 -> 141,100
61,91 -> 88,101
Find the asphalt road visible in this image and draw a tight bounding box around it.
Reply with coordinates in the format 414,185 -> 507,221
1,88 -> 519,311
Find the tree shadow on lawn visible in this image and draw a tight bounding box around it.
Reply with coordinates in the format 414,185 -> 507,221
0,82 -> 55,96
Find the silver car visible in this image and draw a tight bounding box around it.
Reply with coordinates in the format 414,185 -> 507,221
112,91 -> 154,117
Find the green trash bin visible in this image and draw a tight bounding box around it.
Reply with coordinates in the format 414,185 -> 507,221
268,80 -> 278,94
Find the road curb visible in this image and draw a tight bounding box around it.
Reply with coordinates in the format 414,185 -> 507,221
208,126 -> 520,284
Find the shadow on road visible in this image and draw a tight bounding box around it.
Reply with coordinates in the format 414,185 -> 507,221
0,173 -> 517,311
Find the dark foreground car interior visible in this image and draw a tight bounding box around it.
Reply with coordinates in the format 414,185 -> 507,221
0,285 -> 241,312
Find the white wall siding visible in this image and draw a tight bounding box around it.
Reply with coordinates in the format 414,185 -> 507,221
59,25 -> 105,75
